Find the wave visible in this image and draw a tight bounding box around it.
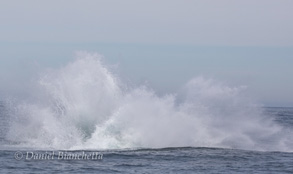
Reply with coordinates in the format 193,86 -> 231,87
4,52 -> 293,152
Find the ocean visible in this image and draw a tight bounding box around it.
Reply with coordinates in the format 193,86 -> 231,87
0,55 -> 293,173
1,107 -> 293,173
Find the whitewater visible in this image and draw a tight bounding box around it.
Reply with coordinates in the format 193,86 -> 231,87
1,52 -> 293,152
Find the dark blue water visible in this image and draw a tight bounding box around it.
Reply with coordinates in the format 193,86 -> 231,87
1,106 -> 293,173
1,147 -> 293,174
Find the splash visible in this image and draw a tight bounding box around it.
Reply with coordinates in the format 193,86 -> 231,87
4,53 -> 293,151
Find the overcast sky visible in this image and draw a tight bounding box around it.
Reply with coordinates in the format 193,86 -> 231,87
1,0 -> 293,45
0,0 -> 293,106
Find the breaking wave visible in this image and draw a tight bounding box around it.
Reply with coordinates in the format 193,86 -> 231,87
4,52 -> 293,151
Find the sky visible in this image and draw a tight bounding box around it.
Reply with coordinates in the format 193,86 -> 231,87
0,0 -> 293,106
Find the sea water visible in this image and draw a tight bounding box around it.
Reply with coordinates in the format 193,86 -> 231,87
0,53 -> 292,173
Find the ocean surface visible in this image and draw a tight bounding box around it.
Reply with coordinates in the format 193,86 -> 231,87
0,107 -> 292,174
0,56 -> 293,173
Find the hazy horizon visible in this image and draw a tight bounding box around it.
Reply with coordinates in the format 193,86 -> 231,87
1,0 -> 293,107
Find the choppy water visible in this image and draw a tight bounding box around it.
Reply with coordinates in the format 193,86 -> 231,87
1,101 -> 292,174
0,54 -> 293,173
1,141 -> 293,173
